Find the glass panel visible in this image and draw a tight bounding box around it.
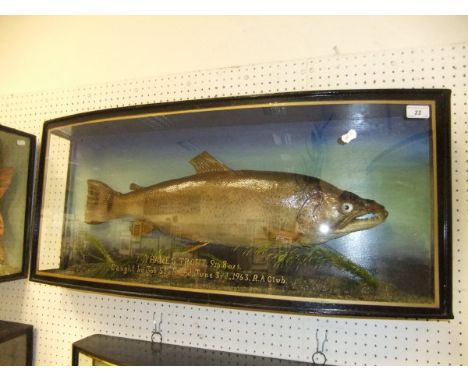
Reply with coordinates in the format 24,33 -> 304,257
37,134 -> 70,271
33,94 -> 448,317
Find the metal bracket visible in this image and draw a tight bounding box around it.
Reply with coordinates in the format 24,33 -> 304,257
151,312 -> 163,351
312,329 -> 328,365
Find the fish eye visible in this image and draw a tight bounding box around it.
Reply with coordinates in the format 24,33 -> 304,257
341,202 -> 354,214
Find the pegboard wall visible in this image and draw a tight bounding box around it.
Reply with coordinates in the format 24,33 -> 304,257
0,43 -> 467,366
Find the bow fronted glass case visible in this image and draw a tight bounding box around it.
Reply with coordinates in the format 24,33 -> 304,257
0,125 -> 35,282
31,90 -> 452,318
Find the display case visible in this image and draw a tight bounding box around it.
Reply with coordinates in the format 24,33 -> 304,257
0,320 -> 33,365
72,334 -> 313,366
0,124 -> 35,282
31,89 -> 452,319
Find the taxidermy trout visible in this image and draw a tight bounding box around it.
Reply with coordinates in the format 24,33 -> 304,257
85,152 -> 388,247
0,167 -> 14,263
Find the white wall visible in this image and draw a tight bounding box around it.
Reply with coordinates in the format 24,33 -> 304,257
0,16 -> 467,94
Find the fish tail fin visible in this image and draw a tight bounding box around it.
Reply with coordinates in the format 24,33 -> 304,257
85,180 -> 118,224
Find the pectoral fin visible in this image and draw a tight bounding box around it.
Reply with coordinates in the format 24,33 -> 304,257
189,151 -> 231,174
130,220 -> 156,237
263,227 -> 302,244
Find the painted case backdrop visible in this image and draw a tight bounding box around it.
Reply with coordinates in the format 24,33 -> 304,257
0,126 -> 34,281
33,92 -> 451,317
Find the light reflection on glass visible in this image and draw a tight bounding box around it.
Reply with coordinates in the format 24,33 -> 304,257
319,223 -> 330,234
224,179 -> 274,190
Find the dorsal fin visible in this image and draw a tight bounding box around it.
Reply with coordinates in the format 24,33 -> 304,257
129,183 -> 142,191
189,151 -> 231,174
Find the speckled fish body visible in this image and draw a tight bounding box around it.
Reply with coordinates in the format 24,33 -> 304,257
85,152 -> 388,247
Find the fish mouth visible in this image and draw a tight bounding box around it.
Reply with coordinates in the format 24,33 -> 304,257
336,203 -> 388,234
354,211 -> 385,222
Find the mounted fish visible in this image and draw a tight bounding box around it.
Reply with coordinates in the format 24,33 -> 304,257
85,151 -> 388,249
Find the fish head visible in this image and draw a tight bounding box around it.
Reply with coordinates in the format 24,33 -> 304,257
297,181 -> 388,244
331,190 -> 388,236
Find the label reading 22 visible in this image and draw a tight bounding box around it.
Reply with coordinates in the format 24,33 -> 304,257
406,105 -> 431,119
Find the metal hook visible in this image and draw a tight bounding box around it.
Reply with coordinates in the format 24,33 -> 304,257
151,312 -> 163,347
312,329 -> 328,365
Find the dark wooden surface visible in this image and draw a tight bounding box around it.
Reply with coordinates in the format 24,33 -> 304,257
72,334 -> 313,366
0,320 -> 33,365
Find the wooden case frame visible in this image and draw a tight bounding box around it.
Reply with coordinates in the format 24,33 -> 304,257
30,89 -> 452,319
